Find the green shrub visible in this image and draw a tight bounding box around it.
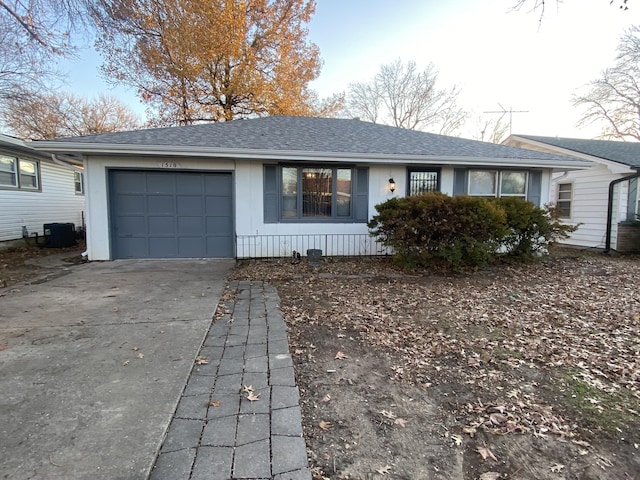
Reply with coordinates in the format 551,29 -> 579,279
367,193 -> 507,270
493,197 -> 577,259
368,193 -> 577,270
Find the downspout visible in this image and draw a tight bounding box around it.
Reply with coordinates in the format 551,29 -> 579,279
52,154 -> 88,258
605,171 -> 640,253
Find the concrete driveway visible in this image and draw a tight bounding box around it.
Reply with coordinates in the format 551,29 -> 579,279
0,259 -> 234,480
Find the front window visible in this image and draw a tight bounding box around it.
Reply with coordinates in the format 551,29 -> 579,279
469,170 -> 527,198
408,169 -> 440,195
281,166 -> 352,220
557,183 -> 572,219
469,170 -> 497,196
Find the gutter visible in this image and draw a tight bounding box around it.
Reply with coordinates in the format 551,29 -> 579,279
31,143 -> 593,169
51,153 -> 85,172
605,171 -> 640,253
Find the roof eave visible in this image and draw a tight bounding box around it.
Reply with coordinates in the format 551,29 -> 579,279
28,141 -> 592,169
506,134 -> 637,172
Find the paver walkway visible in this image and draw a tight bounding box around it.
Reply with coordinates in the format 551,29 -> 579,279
150,280 -> 311,480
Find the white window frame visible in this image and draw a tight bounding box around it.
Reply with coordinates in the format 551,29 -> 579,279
0,155 -> 40,191
0,155 -> 18,188
19,159 -> 39,190
74,171 -> 85,195
557,182 -> 573,219
468,170 -> 528,198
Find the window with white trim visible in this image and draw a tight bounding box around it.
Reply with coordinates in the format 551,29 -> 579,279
557,183 -> 572,219
74,171 -> 84,194
468,170 -> 527,198
0,155 -> 40,190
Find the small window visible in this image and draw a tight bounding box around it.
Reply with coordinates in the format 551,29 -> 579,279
19,159 -> 39,189
500,171 -> 527,197
280,165 -> 353,221
0,156 -> 17,187
469,170 -> 528,198
74,171 -> 84,194
407,169 -> 440,195
557,183 -> 572,219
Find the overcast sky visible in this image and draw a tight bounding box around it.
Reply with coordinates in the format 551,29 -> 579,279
61,0 -> 640,139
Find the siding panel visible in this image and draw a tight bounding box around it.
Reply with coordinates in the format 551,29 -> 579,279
551,164 -> 628,249
0,162 -> 85,242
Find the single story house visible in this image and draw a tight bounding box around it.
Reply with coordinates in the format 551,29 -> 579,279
504,134 -> 640,252
0,134 -> 85,245
30,116 -> 591,260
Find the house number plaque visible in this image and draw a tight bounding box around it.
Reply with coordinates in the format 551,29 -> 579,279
158,161 -> 182,168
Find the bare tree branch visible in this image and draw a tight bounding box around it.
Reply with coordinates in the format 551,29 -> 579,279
574,26 -> 640,140
1,90 -> 141,139
345,58 -> 467,135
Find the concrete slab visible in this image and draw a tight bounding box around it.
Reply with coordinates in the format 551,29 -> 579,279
0,259 -> 233,480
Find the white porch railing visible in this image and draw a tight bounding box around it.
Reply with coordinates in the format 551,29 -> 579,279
235,233 -> 390,259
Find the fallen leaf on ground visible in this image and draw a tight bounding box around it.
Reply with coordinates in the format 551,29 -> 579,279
132,346 -> 139,351
463,426 -> 477,437
322,394 -> 331,403
379,409 -> 396,419
477,446 -> 498,461
452,434 -> 463,446
209,400 -> 221,407
479,473 -> 501,480
376,465 -> 391,475
319,420 -> 333,430
242,385 -> 254,393
394,418 -> 408,428
550,463 -> 565,473
122,360 -> 129,366
335,351 -> 348,360
136,353 -> 144,359
246,392 -> 260,402
195,356 -> 208,365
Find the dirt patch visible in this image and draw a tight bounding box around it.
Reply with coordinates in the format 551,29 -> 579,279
231,252 -> 640,480
0,241 -> 85,289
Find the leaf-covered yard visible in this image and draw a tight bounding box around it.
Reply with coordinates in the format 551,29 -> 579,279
232,250 -> 640,479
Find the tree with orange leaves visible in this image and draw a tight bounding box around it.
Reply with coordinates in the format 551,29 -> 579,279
93,0 -> 335,125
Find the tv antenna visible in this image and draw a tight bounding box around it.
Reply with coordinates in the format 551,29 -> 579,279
483,103 -> 529,135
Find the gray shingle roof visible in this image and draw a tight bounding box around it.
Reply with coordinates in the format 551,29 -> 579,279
35,116 -> 585,165
515,134 -> 640,168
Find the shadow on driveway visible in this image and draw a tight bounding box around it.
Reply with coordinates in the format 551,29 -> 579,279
0,259 -> 234,479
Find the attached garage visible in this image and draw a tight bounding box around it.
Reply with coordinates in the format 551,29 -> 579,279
109,170 -> 233,259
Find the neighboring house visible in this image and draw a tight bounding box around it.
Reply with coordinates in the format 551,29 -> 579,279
0,134 -> 85,244
30,117 -> 590,260
504,134 -> 640,251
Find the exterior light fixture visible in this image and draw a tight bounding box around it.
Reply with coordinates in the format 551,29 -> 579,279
388,177 -> 396,193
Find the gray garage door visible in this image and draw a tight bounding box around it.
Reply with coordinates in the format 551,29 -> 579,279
109,170 -> 233,259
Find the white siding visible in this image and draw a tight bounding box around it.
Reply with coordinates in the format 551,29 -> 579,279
0,161 -> 86,242
551,163 -> 629,249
